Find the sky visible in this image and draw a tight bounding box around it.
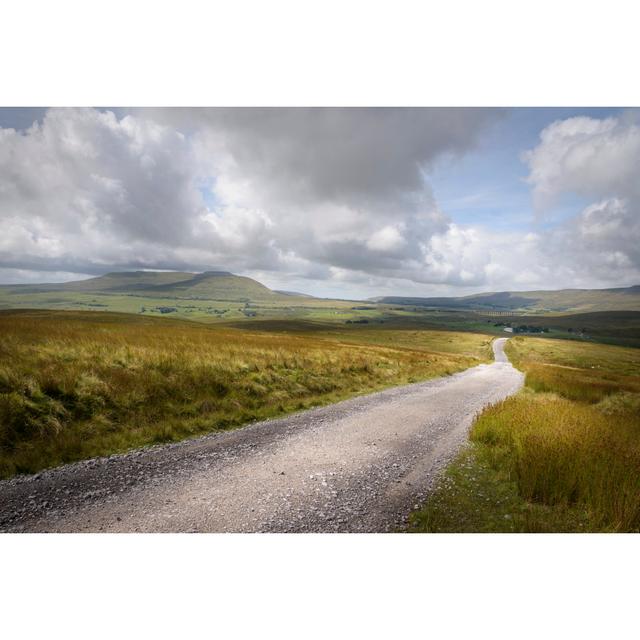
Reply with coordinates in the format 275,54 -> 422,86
1,106 -> 639,299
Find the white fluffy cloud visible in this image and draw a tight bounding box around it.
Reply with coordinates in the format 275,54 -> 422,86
525,115 -> 640,209
1,108 -> 638,297
366,226 -> 407,252
0,108 -> 207,273
0,107 -> 504,292
523,113 -> 640,288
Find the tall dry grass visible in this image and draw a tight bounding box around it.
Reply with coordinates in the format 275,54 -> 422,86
469,336 -> 640,531
472,390 -> 640,530
0,310 -> 489,478
522,363 -> 640,403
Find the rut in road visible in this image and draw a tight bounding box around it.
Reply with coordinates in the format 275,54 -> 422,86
0,338 -> 523,533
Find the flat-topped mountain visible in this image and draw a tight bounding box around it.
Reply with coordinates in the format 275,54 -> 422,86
2,270 -> 279,302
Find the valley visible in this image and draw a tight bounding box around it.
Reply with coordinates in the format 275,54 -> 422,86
1,271 -> 639,531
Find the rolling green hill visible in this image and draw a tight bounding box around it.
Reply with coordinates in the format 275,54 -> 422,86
2,270 -> 276,300
6,271 -> 195,294
2,272 -> 640,340
374,285 -> 640,313
0,270 -> 356,322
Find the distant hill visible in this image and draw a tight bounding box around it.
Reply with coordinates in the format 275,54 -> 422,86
1,270 -> 280,302
7,271 -> 198,294
3,271 -> 640,323
373,285 -> 640,313
274,290 -> 315,298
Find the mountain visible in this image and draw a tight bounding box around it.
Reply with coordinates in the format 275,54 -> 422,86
7,271 -> 197,294
373,285 -> 640,313
3,271 -> 639,318
2,270 -> 280,302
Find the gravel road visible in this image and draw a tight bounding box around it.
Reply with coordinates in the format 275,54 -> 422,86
0,338 -> 523,533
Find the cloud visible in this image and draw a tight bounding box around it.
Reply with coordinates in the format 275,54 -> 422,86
0,107 -> 505,293
523,113 -> 640,287
366,225 -> 407,252
161,107 -> 503,282
543,198 -> 640,285
3,107 -> 635,298
0,108 -> 207,270
525,114 -> 640,210
155,108 -> 499,209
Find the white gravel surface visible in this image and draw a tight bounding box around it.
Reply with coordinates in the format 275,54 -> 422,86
0,337 -> 523,533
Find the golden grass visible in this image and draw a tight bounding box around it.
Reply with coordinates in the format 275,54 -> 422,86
0,310 -> 491,478
472,390 -> 640,531
506,335 -> 640,377
519,363 -> 640,403
411,335 -> 640,532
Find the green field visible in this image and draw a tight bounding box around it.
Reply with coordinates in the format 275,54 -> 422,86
1,271 -> 639,348
0,271 -> 360,323
0,309 -> 492,479
409,336 -> 640,532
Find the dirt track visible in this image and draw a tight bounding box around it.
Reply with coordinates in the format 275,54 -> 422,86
0,338 -> 523,532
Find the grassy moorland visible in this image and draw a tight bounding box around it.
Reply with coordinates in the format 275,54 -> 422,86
2,272 -> 639,349
377,284 -> 640,313
478,311 -> 640,348
0,309 -> 492,478
409,336 -> 640,532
